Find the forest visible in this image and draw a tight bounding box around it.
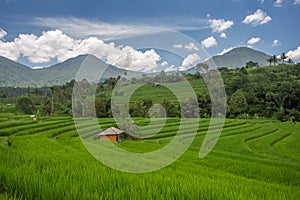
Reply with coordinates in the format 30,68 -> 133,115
0,63 -> 299,121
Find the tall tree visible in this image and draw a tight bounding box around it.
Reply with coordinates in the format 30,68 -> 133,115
50,86 -> 54,117
280,53 -> 288,64
229,89 -> 248,116
266,57 -> 273,66
272,55 -> 278,66
16,96 -> 36,114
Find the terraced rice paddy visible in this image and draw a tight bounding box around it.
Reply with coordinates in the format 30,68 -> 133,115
0,113 -> 299,199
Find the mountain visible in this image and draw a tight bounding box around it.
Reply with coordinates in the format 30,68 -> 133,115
185,47 -> 271,73
0,47 -> 272,87
0,56 -> 34,86
0,55 -> 142,87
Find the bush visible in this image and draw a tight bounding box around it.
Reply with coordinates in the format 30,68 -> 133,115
16,96 -> 36,114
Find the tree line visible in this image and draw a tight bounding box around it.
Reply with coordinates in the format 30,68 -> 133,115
0,62 -> 299,121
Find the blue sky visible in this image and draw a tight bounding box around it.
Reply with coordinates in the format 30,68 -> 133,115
0,0 -> 299,72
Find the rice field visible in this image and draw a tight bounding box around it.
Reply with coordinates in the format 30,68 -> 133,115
0,113 -> 299,199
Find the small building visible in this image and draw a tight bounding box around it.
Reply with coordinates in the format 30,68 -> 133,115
98,127 -> 125,142
30,115 -> 37,120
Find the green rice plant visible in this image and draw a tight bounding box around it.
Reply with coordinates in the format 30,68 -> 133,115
0,117 -> 299,200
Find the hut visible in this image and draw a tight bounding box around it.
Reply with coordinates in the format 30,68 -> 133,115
98,127 -> 125,142
30,115 -> 37,120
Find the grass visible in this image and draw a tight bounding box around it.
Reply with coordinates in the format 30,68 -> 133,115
0,114 -> 299,199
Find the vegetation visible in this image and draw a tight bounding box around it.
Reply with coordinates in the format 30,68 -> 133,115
0,114 -> 299,199
0,58 -> 299,199
1,63 -> 299,121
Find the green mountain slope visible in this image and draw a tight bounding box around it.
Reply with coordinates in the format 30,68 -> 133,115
185,47 -> 271,73
209,47 -> 270,68
0,55 -> 142,87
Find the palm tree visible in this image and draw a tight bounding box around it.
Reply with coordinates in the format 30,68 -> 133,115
280,53 -> 288,64
287,58 -> 293,65
266,57 -> 273,66
50,86 -> 54,117
272,55 -> 278,66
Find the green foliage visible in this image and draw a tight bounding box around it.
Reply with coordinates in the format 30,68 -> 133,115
245,61 -> 258,68
228,89 -> 248,116
16,96 -> 36,114
0,116 -> 299,199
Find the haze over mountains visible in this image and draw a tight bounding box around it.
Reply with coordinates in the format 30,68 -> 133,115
0,47 -> 271,87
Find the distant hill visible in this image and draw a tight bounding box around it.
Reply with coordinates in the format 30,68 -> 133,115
0,55 -> 142,87
0,56 -> 34,86
0,47 -> 272,87
185,47 -> 271,73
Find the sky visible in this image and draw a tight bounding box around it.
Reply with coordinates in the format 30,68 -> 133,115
0,0 -> 299,72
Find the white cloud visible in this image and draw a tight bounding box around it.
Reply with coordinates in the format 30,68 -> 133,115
173,44 -> 183,48
181,53 -> 200,69
286,46 -> 300,60
32,17 -> 148,39
32,65 -> 50,69
272,39 -> 281,47
217,47 -> 234,56
184,42 -> 199,51
0,29 -> 7,40
0,29 -> 162,72
206,14 -> 211,18
274,0 -> 283,7
14,30 -> 77,63
294,0 -> 300,4
106,47 -> 161,72
164,65 -> 176,72
32,17 -> 207,40
247,37 -> 261,45
173,42 -> 199,51
242,9 -> 272,26
0,40 -> 20,61
201,36 -> 217,48
219,33 -> 227,38
208,19 -> 234,33
161,61 -> 169,67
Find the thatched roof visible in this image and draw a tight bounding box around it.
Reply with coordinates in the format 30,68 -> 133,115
98,127 -> 124,136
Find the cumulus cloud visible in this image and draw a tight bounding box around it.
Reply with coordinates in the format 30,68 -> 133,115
274,0 -> 283,7
107,48 -> 161,72
208,19 -> 234,33
272,39 -> 281,47
0,29 -> 162,72
247,37 -> 261,45
184,42 -> 199,51
242,9 -> 272,26
219,33 -> 227,38
286,46 -> 300,60
181,53 -> 200,70
0,29 -> 7,40
0,40 -> 20,61
164,65 -> 176,72
201,36 -> 217,48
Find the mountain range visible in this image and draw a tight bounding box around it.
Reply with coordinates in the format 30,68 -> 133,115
0,55 -> 142,87
0,47 -> 271,87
